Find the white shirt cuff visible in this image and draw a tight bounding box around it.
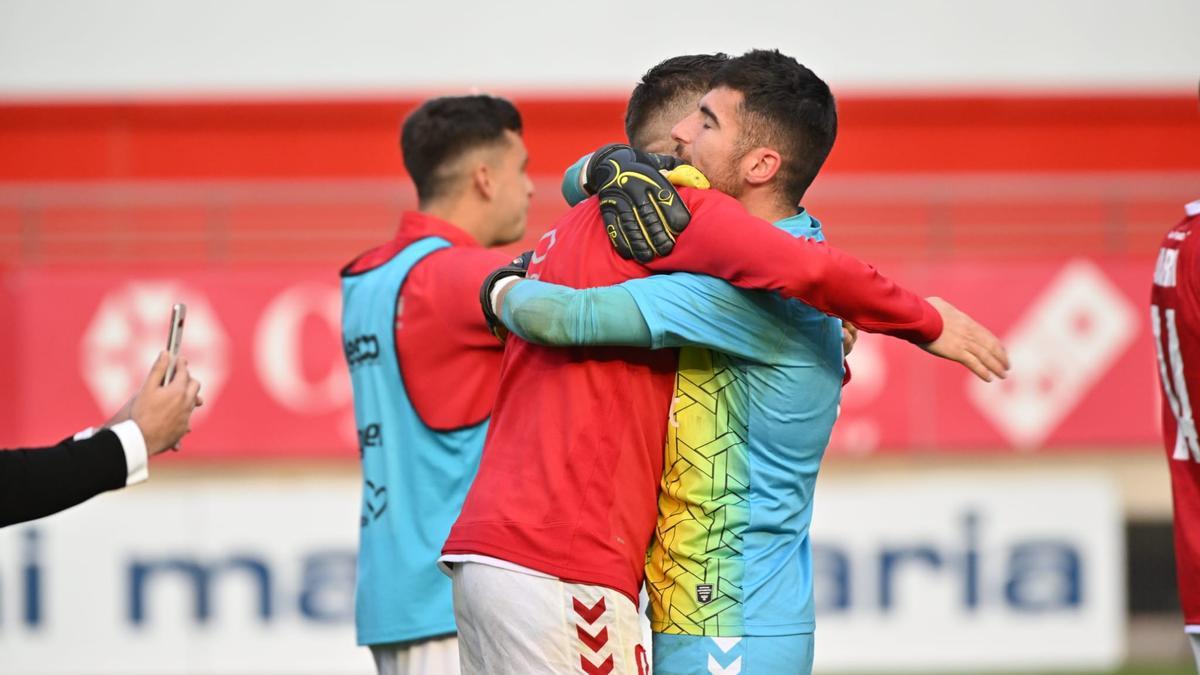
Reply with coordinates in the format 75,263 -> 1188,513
73,426 -> 97,441
110,420 -> 149,486
490,276 -> 521,315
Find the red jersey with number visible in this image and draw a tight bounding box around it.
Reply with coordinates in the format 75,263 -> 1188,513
443,189 -> 942,602
1150,200 -> 1200,627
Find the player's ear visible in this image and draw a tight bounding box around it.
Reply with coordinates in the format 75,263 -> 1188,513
744,147 -> 782,187
473,162 -> 496,201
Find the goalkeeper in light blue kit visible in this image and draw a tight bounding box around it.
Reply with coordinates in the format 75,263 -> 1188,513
485,51 -> 1007,675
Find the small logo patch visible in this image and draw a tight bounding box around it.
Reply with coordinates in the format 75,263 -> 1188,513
696,584 -> 714,604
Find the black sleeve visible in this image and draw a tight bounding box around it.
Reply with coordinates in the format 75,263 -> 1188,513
0,429 -> 129,528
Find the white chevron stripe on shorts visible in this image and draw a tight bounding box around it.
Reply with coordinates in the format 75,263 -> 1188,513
707,637 -> 743,675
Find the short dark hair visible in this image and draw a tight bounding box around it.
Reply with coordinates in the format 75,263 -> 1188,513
710,49 -> 837,205
400,95 -> 523,204
624,53 -> 729,148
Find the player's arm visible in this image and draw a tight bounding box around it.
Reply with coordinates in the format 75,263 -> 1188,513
493,274 -> 800,364
644,191 -> 1007,381
616,273 -> 819,362
573,145 -> 942,341
497,278 -> 653,348
424,247 -> 515,348
566,144 -> 1006,379
642,190 -> 933,338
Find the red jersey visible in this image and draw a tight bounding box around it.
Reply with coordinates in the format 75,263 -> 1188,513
343,211 -> 511,430
444,189 -> 943,602
1150,199 -> 1200,627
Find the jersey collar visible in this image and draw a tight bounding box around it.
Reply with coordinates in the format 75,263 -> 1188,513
775,208 -> 824,240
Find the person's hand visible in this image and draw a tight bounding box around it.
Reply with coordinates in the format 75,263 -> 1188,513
584,144 -> 693,263
107,391 -> 203,429
105,364 -> 204,428
842,323 -> 858,357
480,251 -> 534,343
130,351 -> 202,456
920,297 -> 1010,382
582,146 -> 682,189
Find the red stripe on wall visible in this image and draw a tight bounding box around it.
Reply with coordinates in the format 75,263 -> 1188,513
834,96 -> 1200,173
1,95 -> 1196,181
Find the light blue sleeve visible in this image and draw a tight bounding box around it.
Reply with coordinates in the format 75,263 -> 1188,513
500,278 -> 652,347
501,272 -> 824,365
560,153 -> 592,206
619,273 -> 798,363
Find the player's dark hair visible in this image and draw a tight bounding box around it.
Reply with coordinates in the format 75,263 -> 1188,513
624,53 -> 730,149
711,49 -> 837,205
401,95 -> 523,205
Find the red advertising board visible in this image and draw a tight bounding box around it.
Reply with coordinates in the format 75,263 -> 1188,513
0,256 -> 1160,458
4,267 -> 356,459
828,258 -> 1159,453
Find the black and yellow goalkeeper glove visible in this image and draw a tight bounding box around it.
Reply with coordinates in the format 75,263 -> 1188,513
479,251 -> 533,343
583,144 -> 695,263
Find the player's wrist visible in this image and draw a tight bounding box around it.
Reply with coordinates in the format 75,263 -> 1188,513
489,276 -> 521,315
918,296 -> 946,344
480,251 -> 534,342
578,153 -> 594,194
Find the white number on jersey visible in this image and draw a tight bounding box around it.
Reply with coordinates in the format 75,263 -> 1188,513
1151,304 -> 1199,462
1155,247 -> 1180,288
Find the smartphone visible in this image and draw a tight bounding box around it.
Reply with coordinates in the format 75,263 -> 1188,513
163,303 -> 186,385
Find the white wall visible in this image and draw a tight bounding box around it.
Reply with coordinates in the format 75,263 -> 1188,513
0,0 -> 1197,98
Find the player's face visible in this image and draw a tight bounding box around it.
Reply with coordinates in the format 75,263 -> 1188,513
670,87 -> 747,197
488,131 -> 533,246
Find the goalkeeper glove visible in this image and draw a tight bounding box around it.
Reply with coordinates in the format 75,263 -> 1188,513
479,251 -> 533,343
583,143 -> 695,263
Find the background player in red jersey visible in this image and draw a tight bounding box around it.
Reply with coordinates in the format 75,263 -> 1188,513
1151,195 -> 1200,670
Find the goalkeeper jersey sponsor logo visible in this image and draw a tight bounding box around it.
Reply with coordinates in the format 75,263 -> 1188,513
647,347 -> 749,635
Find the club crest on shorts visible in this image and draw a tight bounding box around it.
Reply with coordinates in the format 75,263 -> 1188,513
696,584 -> 714,604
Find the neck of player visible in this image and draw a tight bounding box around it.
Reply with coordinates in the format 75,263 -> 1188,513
421,198 -> 497,248
740,186 -> 798,224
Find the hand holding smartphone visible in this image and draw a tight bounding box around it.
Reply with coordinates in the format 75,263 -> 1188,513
163,303 -> 186,385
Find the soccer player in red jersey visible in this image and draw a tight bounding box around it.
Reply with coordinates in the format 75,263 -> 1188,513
441,53 -> 1006,674
1151,196 -> 1200,668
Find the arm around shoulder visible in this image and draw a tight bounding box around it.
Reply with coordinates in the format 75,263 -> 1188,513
500,279 -> 652,348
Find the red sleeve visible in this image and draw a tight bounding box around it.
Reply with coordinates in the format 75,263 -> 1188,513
644,189 -> 943,344
395,247 -> 512,430
410,247 -> 513,348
